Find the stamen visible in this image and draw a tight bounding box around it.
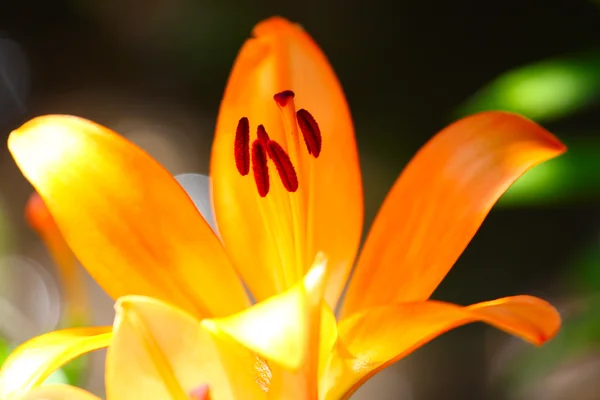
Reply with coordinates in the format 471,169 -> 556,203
252,139 -> 270,197
273,90 -> 295,107
257,124 -> 298,193
234,90 -> 322,199
234,117 -> 250,175
267,140 -> 299,193
296,109 -> 322,158
272,90 -> 305,184
256,124 -> 270,144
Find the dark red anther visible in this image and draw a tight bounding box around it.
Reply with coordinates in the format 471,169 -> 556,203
251,140 -> 270,197
256,124 -> 270,144
267,140 -> 299,193
273,90 -> 295,107
296,109 -> 322,158
234,117 -> 250,175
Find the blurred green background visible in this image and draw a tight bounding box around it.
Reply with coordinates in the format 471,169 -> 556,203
1,0 -> 600,399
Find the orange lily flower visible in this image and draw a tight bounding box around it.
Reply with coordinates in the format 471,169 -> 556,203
0,16 -> 564,400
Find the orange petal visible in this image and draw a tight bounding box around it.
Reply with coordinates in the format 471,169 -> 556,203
9,115 -> 250,318
211,17 -> 363,306
322,295 -> 560,400
342,112 -> 566,315
0,327 -> 111,400
25,192 -> 88,324
107,296 -> 268,400
20,385 -> 102,400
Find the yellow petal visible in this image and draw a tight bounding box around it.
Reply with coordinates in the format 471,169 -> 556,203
25,192 -> 88,324
318,304 -> 338,379
19,384 -> 101,400
107,296 -> 269,400
254,304 -> 337,400
342,112 -> 566,315
212,17 -> 363,306
0,327 -> 111,400
9,115 -> 249,318
204,253 -> 328,372
323,295 -> 560,399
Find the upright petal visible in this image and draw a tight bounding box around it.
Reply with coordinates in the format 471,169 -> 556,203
212,17 -> 363,305
20,385 -> 102,400
322,296 -> 560,399
9,115 -> 250,318
342,112 -> 566,315
107,296 -> 268,400
0,327 -> 111,400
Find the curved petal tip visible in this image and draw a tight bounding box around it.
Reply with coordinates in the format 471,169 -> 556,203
253,16 -> 298,36
481,111 -> 567,155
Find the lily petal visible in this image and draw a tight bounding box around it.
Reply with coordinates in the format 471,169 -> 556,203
254,304 -> 337,400
204,253 -> 328,372
175,174 -> 217,233
25,192 -> 88,324
323,295 -> 560,400
9,115 -> 250,318
205,254 -> 329,399
212,17 -> 363,306
245,304 -> 336,400
107,296 -> 268,400
342,112 -> 566,314
318,304 -> 338,379
20,384 -> 101,400
0,327 -> 111,400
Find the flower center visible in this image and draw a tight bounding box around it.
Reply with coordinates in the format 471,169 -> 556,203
233,90 -> 322,197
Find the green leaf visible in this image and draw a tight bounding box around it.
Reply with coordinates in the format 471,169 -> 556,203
456,53 -> 600,122
567,242 -> 600,293
61,354 -> 88,387
0,337 -> 11,365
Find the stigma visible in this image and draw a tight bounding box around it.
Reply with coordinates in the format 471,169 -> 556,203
233,90 -> 322,197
